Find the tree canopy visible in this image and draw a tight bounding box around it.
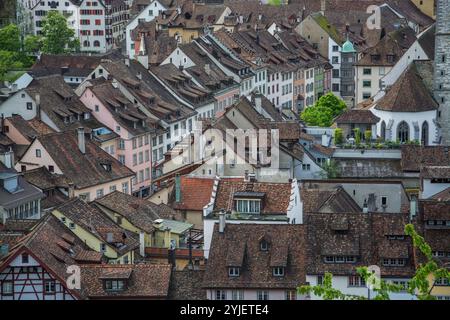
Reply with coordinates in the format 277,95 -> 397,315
300,93 -> 347,127
40,11 -> 80,54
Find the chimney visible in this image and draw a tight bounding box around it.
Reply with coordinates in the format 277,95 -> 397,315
320,0 -> 326,14
68,182 -> 75,198
321,133 -> 329,147
124,58 -> 130,67
106,232 -> 114,243
77,127 -> 86,154
111,79 -> 118,88
168,239 -> 176,270
139,232 -> 145,257
409,197 -> 417,221
35,94 -> 41,120
244,170 -> 249,182
175,174 -> 181,202
219,209 -> 226,233
4,148 -> 14,169
254,94 -> 262,114
362,199 -> 368,213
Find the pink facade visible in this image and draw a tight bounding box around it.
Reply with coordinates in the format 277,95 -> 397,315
80,88 -> 153,194
4,119 -> 32,145
214,87 -> 239,115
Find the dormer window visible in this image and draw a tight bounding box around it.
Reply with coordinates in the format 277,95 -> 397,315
260,240 -> 269,251
273,267 -> 285,277
104,279 -> 125,291
234,199 -> 262,214
228,267 -> 240,277
382,258 -> 406,267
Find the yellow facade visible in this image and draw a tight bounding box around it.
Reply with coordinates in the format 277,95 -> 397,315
168,27 -> 199,44
428,274 -> 450,299
411,0 -> 435,18
52,209 -> 134,264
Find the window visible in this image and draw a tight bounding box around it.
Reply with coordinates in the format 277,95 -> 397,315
363,68 -> 372,75
285,290 -> 297,300
100,243 -> 107,253
96,189 -> 104,198
260,240 -> 268,251
69,222 -> 75,229
122,182 -> 129,194
26,102 -> 33,110
133,154 -> 137,166
332,69 -> 340,78
332,56 -> 339,64
381,196 -> 388,207
382,258 -> 406,267
435,278 -> 450,286
232,290 -> 244,300
44,280 -> 56,294
110,185 -> 116,192
22,253 -> 29,264
332,45 -> 339,52
362,92 -> 372,100
1,281 -> 13,295
348,276 -> 366,287
105,280 -> 125,291
215,290 -> 227,300
332,83 -> 340,92
48,165 -> 54,173
363,80 -> 371,88
234,199 -> 261,214
421,121 -> 429,146
317,275 -> 324,285
257,291 -> 269,300
379,67 -> 386,75
397,121 -> 409,143
118,155 -> 125,164
95,19 -> 101,25
228,267 -> 240,277
273,267 -> 285,277
36,149 -> 42,158
302,164 -> 311,171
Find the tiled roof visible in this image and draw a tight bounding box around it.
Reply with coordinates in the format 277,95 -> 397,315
375,63 -> 438,112
94,191 -> 177,233
203,224 -> 306,289
419,199 -> 450,221
23,166 -> 70,190
55,198 -> 139,255
401,145 -> 450,172
213,179 -> 291,214
421,166 -> 450,179
172,176 -> 216,211
25,75 -> 93,131
306,212 -> 415,277
31,54 -> 102,78
79,263 -> 172,299
168,269 -> 206,300
430,188 -> 450,202
334,158 -> 404,179
6,115 -> 39,141
334,109 -> 380,124
36,130 -> 134,189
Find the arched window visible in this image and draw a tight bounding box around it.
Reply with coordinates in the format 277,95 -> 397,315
397,121 -> 409,143
93,40 -> 100,47
421,121 -> 429,146
83,40 -> 90,47
380,121 -> 386,140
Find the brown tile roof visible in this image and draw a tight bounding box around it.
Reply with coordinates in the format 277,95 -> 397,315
36,130 -> 134,189
6,115 -> 39,142
94,191 -> 177,233
310,143 -> 335,157
27,118 -> 55,136
421,166 -> 450,179
334,109 -> 380,124
375,63 -> 438,112
401,145 -> 450,172
79,263 -> 172,299
306,212 -> 415,277
203,224 -> 306,289
55,198 -> 139,255
419,199 -> 450,221
31,54 -> 102,78
213,179 -> 291,214
172,176 -> 216,211
23,166 -> 70,190
168,269 -> 206,300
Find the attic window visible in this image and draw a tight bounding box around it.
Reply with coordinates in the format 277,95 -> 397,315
101,163 -> 112,172
104,279 -> 126,291
260,240 -> 269,251
234,199 -> 261,214
273,267 -> 285,277
21,253 -> 29,264
228,267 -> 240,277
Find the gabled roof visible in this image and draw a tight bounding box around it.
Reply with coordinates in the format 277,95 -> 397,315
401,145 -> 450,172
94,191 -> 177,233
430,188 -> 450,202
33,130 -> 134,189
172,176 -> 216,211
310,12 -> 343,45
55,198 -> 139,255
6,115 -> 40,142
334,109 -> 380,124
79,263 -> 172,299
203,224 -> 306,289
30,54 -> 102,78
375,63 -> 438,112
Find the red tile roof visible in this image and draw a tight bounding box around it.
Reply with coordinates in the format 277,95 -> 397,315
172,176 -> 216,211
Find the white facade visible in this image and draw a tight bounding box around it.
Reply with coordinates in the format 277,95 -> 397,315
267,70 -> 294,109
328,38 -> 342,98
306,275 -> 416,300
206,288 -> 303,300
29,0 -> 79,36
371,107 -> 438,145
421,178 -> 450,199
0,90 -> 37,120
125,0 -> 166,59
78,0 -> 109,53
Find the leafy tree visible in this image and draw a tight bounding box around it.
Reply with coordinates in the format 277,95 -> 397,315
0,24 -> 21,52
300,93 -> 347,127
298,224 -> 450,300
0,50 -> 23,78
24,35 -> 41,54
40,11 -> 80,54
334,128 -> 344,145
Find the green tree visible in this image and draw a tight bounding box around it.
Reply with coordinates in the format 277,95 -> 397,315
298,224 -> 450,300
301,93 -> 347,127
0,24 -> 21,52
334,128 -> 344,145
40,11 -> 80,54
0,50 -> 23,78
320,160 -> 340,179
364,130 -> 372,142
24,35 -> 41,54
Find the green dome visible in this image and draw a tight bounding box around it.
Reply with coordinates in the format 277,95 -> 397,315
342,40 -> 356,53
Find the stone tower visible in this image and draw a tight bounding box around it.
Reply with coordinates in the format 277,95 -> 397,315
434,0 -> 450,145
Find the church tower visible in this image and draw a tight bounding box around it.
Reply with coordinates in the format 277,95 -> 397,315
434,0 -> 450,145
